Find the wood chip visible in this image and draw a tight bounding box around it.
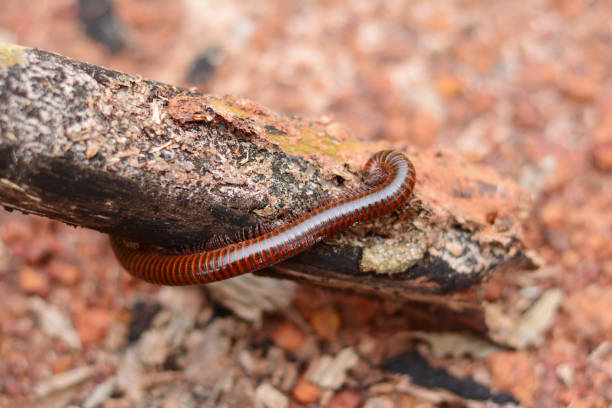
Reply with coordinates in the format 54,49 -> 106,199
29,296 -> 82,350
306,348 -> 359,390
34,366 -> 94,397
184,321 -> 232,384
111,147 -> 140,159
82,376 -> 117,408
116,348 -> 145,403
149,141 -> 173,153
85,143 -> 100,159
487,288 -> 563,348
411,332 -> 501,359
254,382 -> 288,408
364,396 -> 394,408
207,274 -> 296,323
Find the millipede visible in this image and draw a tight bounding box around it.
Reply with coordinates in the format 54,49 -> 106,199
110,150 -> 416,285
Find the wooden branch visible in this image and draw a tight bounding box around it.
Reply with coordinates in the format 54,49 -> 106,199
0,43 -> 537,336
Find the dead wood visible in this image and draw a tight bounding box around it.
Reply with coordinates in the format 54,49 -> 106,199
0,43 -> 537,336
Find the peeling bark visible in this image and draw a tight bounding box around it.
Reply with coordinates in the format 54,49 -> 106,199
0,44 -> 537,335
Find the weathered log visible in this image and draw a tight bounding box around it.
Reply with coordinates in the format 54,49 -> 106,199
0,43 -> 537,336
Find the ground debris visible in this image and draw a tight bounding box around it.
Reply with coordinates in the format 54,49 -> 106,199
82,375 -> 117,408
363,396 -> 394,408
0,0 -> 610,406
207,274 -> 296,323
486,287 -> 564,348
33,366 -> 95,398
254,382 -> 288,408
306,348 -> 359,390
116,348 -> 145,403
28,296 -> 82,350
411,331 -> 501,359
183,319 -> 233,384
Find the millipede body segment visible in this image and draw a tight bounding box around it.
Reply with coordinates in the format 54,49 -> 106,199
110,150 -> 416,285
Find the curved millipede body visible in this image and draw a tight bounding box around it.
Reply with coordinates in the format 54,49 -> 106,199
110,150 -> 416,285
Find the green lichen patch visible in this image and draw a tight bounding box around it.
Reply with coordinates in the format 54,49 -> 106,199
265,127 -> 360,160
0,43 -> 25,67
211,100 -> 249,117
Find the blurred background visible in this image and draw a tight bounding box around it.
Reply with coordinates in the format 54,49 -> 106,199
0,0 -> 611,406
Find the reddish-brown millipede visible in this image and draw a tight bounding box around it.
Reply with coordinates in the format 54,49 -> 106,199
110,150 -> 416,285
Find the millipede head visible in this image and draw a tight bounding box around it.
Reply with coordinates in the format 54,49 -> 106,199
203,234 -> 235,251
363,167 -> 389,186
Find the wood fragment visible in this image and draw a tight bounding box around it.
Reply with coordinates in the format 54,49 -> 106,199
254,382 -> 289,408
207,275 -> 297,323
0,43 -> 538,336
82,376 -> 117,408
33,366 -> 94,397
28,297 -> 82,350
306,348 -> 359,390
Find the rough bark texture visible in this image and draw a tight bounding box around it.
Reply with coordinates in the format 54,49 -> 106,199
0,44 -> 536,334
